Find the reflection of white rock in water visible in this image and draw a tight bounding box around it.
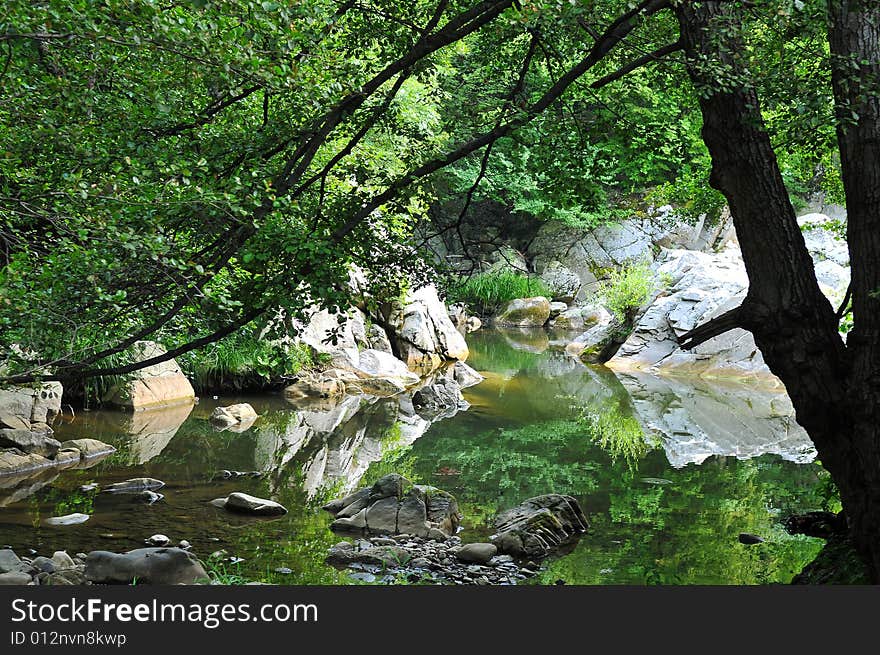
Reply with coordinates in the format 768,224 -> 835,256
259,372 -> 470,498
614,371 -> 816,468
118,404 -> 194,465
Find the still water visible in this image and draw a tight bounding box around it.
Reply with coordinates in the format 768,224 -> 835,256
0,330 -> 828,584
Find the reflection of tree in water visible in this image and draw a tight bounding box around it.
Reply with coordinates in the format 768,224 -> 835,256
535,455 -> 829,585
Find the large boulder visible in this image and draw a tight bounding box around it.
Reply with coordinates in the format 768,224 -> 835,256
102,341 -> 195,411
493,297 -> 551,327
412,377 -> 469,420
324,473 -> 460,539
85,547 -> 208,585
539,261 -> 581,303
0,383 -> 63,460
388,285 -> 470,374
490,494 -> 589,559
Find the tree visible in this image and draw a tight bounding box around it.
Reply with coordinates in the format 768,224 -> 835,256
675,0 -> 880,580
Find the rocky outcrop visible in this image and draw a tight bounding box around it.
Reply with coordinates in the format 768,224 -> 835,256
0,382 -> 64,461
551,304 -> 611,331
85,547 -> 208,585
388,285 -> 469,374
323,473 -> 461,539
490,494 -> 589,559
103,341 -> 195,411
528,209 -> 733,302
539,262 -> 581,303
606,214 -> 849,381
0,435 -> 115,491
493,297 -> 551,327
210,491 -> 288,516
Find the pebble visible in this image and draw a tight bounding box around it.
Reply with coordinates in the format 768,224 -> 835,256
178,540 -> 192,550
145,534 -> 171,547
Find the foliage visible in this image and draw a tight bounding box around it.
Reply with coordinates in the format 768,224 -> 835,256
598,261 -> 656,324
179,332 -> 315,393
446,269 -> 551,315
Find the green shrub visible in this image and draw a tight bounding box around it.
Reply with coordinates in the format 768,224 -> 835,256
599,261 -> 656,324
447,270 -> 552,315
179,334 -> 314,393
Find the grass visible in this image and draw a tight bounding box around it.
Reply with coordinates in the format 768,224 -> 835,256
447,270 -> 552,315
179,335 -> 315,393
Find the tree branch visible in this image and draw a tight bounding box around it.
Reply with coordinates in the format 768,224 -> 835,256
677,306 -> 745,350
590,40 -> 682,88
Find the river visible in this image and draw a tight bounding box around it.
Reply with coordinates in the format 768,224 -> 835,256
0,330 -> 829,584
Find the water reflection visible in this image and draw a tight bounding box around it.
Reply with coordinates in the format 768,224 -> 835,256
0,330 -> 828,584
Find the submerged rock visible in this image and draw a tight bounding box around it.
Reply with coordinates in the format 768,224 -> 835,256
59,438 -> 116,460
85,547 -> 208,585
103,477 -> 165,493
45,513 -> 91,526
209,403 -> 259,429
491,494 -> 588,559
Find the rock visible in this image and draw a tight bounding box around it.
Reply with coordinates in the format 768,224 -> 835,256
0,382 -> 63,428
326,474 -> 460,539
0,549 -> 27,574
565,319 -> 618,363
44,569 -> 86,585
491,494 -> 589,559
85,547 -> 209,585
284,374 -> 345,400
59,438 -> 117,460
30,556 -> 55,573
102,341 -> 196,411
455,543 -> 498,564
0,429 -> 61,457
133,490 -> 164,504
452,361 -> 484,389
549,302 -> 568,320
0,571 -> 33,585
465,316 -> 482,332
528,213 -> 729,303
104,477 -> 165,493
0,448 -> 53,478
554,304 -> 613,331
50,551 -> 75,570
493,297 -> 551,327
45,513 -> 90,526
540,261 -> 582,303
53,448 -> 82,469
178,540 -> 192,550
209,403 -> 258,428
412,378 -> 469,418
389,285 -> 469,373
146,534 -> 171,547
212,492 -> 288,516
738,533 -> 765,545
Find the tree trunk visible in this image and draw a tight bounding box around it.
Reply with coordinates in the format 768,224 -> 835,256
827,0 -> 880,579
676,1 -> 880,580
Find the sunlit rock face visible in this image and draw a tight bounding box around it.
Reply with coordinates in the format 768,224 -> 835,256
608,215 -> 849,382
102,341 -> 195,411
614,371 -> 816,468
